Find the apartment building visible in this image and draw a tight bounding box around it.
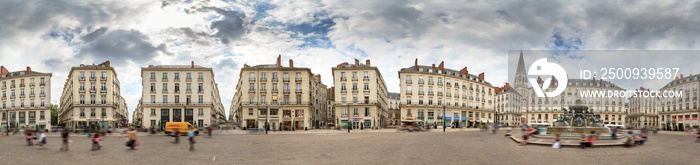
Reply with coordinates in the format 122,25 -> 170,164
494,83 -> 524,126
627,87 -> 660,128
658,74 -> 700,130
399,59 -> 495,128
58,61 -> 128,130
138,62 -> 225,129
388,92 -> 400,126
332,59 -> 389,129
231,55 -> 325,130
0,66 -> 52,131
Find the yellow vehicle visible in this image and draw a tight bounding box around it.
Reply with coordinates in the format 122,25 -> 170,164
164,122 -> 199,136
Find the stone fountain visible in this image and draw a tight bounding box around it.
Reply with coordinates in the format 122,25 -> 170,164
548,100 -> 610,135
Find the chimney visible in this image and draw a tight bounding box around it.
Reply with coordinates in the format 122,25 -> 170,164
366,59 -> 371,66
432,63 -> 435,69
105,61 -> 111,67
504,82 -> 509,90
276,55 -> 282,68
537,76 -> 543,84
0,66 -> 7,75
681,74 -> 684,79
289,59 -> 294,68
191,61 -> 195,68
551,75 -> 556,84
478,72 -> 485,80
675,76 -> 679,80
337,62 -> 349,67
354,59 -> 359,67
438,61 -> 444,71
148,65 -> 153,68
460,67 -> 469,75
26,66 -> 31,73
414,58 -> 418,70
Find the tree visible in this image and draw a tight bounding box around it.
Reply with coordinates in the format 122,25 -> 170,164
50,105 -> 59,126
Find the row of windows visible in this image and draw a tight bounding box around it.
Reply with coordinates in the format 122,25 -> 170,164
149,72 -> 204,81
405,109 -> 491,119
248,95 -> 304,104
0,111 -> 46,120
339,83 -> 371,91
79,82 -> 107,92
78,71 -> 107,80
338,71 -> 370,80
0,77 -> 47,87
77,108 -> 108,118
78,95 -> 108,104
1,99 -> 46,109
149,108 -> 205,116
247,109 -> 303,118
1,87 -> 47,97
404,75 -> 489,90
150,95 -> 204,104
249,83 -> 302,92
340,107 -> 371,117
150,83 -> 204,93
249,72 -> 302,81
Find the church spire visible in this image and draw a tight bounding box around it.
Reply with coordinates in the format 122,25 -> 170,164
514,49 -> 527,88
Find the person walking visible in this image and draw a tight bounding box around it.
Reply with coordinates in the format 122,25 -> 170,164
38,130 -> 47,149
611,127 -> 618,140
26,130 -> 34,146
695,131 -> 700,143
127,128 -> 137,150
206,124 -> 212,138
188,128 -> 196,151
579,135 -> 589,149
92,133 -> 101,151
172,129 -> 180,144
60,127 -> 70,151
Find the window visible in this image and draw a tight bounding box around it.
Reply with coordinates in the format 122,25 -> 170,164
198,119 -> 204,127
249,83 -> 255,92
163,83 -> 168,92
163,95 -> 168,104
353,108 -> 359,117
249,72 -> 255,80
342,108 -> 347,117
175,95 -> 180,104
80,109 -> 85,117
272,72 -> 278,80
198,95 -> 203,103
248,108 -> 253,115
186,83 -> 192,92
186,73 -> 192,80
90,108 -> 96,117
150,83 -> 156,92
352,72 -> 357,79
40,111 -> 45,120
175,73 -> 180,80
363,71 -> 369,78
198,83 -> 203,93
199,108 -> 204,116
151,109 -> 156,116
198,72 -> 203,80
364,107 -> 370,117
151,95 -> 155,104
101,108 -> 106,117
101,95 -> 106,104
364,83 -> 369,90
150,72 -> 155,80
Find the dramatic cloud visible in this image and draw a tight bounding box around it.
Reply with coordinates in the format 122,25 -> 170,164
2,0 -> 700,121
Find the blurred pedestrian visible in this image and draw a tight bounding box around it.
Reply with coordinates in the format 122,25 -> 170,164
127,128 -> 137,150
26,130 -> 34,146
188,128 -> 196,151
552,134 -> 561,149
92,133 -> 101,151
172,129 -> 180,144
60,127 -> 70,151
579,135 -> 588,149
206,124 -> 212,138
610,127 -> 618,140
696,131 -> 700,143
38,130 -> 47,149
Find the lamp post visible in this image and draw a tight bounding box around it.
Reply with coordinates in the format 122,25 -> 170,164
348,104 -> 351,133
443,72 -> 446,132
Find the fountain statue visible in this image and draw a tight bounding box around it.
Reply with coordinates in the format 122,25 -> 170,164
549,100 -> 609,135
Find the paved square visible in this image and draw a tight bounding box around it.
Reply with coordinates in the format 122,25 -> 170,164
0,130 -> 697,164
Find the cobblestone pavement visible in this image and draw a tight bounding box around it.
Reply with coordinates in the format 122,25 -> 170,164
0,130 -> 697,165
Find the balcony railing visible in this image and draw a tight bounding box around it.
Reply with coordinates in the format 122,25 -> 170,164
418,91 -> 424,95
283,78 -> 290,82
406,80 -> 412,84
406,91 -> 412,95
428,81 -> 434,85
340,77 -> 347,81
295,77 -> 302,81
352,77 -> 358,81
418,80 -> 424,84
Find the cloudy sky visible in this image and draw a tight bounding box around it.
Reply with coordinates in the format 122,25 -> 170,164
2,0 -> 700,121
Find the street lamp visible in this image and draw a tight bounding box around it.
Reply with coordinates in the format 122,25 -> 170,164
443,73 -> 446,132
348,104 -> 351,133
